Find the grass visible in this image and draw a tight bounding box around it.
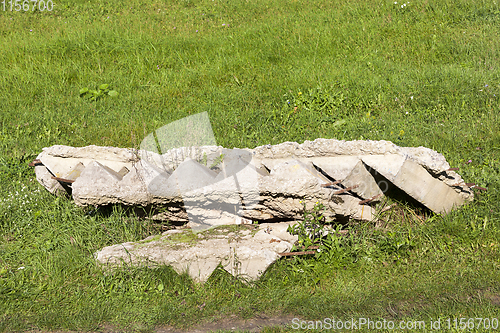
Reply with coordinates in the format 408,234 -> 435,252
1,0 -> 500,331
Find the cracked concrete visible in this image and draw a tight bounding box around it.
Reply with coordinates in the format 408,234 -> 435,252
35,139 -> 473,227
33,139 -> 474,282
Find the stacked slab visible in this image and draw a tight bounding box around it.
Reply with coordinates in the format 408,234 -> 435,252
35,139 -> 473,230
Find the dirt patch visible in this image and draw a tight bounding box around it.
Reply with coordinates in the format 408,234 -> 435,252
482,289 -> 500,306
26,315 -> 296,333
155,314 -> 296,333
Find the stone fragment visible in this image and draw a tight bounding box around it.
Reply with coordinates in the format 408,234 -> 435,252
35,145 -> 138,195
310,156 -> 362,181
341,161 -> 384,200
34,164 -> 66,195
362,155 -> 470,213
95,223 -> 298,282
41,144 -> 138,162
361,154 -> 406,181
214,151 -> 269,181
148,158 -> 217,199
392,159 -> 467,214
72,161 -> 150,206
169,158 -> 218,192
39,145 -> 137,173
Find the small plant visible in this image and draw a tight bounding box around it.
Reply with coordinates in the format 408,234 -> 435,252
287,202 -> 359,268
288,201 -> 327,250
377,230 -> 415,259
79,84 -> 119,101
199,152 -> 208,166
209,153 -> 225,169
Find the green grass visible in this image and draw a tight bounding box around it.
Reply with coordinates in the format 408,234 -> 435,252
1,0 -> 500,331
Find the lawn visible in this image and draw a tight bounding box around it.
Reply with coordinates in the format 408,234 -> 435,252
1,0 -> 500,331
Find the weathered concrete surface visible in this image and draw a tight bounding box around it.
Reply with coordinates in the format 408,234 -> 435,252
34,139 -> 474,228
95,223 -> 298,282
72,161 -> 151,206
36,145 -> 138,195
392,159 -> 468,214
341,161 -> 384,200
362,155 -> 470,213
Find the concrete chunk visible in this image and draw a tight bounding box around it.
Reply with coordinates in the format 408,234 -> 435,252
72,161 -> 150,206
95,223 -> 298,282
392,159 -> 467,214
341,161 -> 384,200
361,154 -> 406,181
35,139 -> 473,223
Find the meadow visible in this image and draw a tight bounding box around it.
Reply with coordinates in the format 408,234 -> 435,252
1,0 -> 500,331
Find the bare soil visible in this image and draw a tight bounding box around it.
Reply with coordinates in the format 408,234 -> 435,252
155,314 -> 296,332
28,315 -> 296,333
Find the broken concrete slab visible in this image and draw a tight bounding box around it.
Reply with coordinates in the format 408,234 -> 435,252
36,145 -> 138,195
34,139 -> 474,228
39,145 -> 137,177
310,156 -> 363,181
149,158 -> 217,199
341,160 -> 384,200
361,155 -> 470,213
214,152 -> 269,181
72,161 -> 150,206
392,159 -> 468,214
35,164 -> 66,195
361,154 -> 406,181
254,159 -> 377,222
95,223 -> 298,282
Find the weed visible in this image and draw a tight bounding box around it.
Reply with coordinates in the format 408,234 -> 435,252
209,153 -> 225,170
79,84 -> 119,101
287,202 -> 326,250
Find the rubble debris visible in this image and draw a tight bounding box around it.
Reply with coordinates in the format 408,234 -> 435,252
32,139 -> 476,282
95,223 -> 298,282
33,139 -> 473,228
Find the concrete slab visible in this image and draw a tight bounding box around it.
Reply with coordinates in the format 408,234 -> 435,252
392,159 -> 467,214
341,160 -> 384,200
95,223 -> 298,282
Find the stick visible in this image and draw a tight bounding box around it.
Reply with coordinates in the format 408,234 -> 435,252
51,177 -> 75,184
333,185 -> 359,195
471,186 -> 487,191
321,180 -> 342,187
279,250 -> 317,257
29,159 -> 43,167
380,203 -> 397,213
465,183 -> 488,191
359,194 -> 383,205
296,246 -> 319,250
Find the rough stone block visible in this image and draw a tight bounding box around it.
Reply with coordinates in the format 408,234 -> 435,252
361,154 -> 406,181
392,159 -> 467,214
341,161 -> 384,200
72,161 -> 150,206
95,223 -> 297,282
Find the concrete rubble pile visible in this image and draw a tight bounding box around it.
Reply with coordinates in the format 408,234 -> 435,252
33,139 -> 474,281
